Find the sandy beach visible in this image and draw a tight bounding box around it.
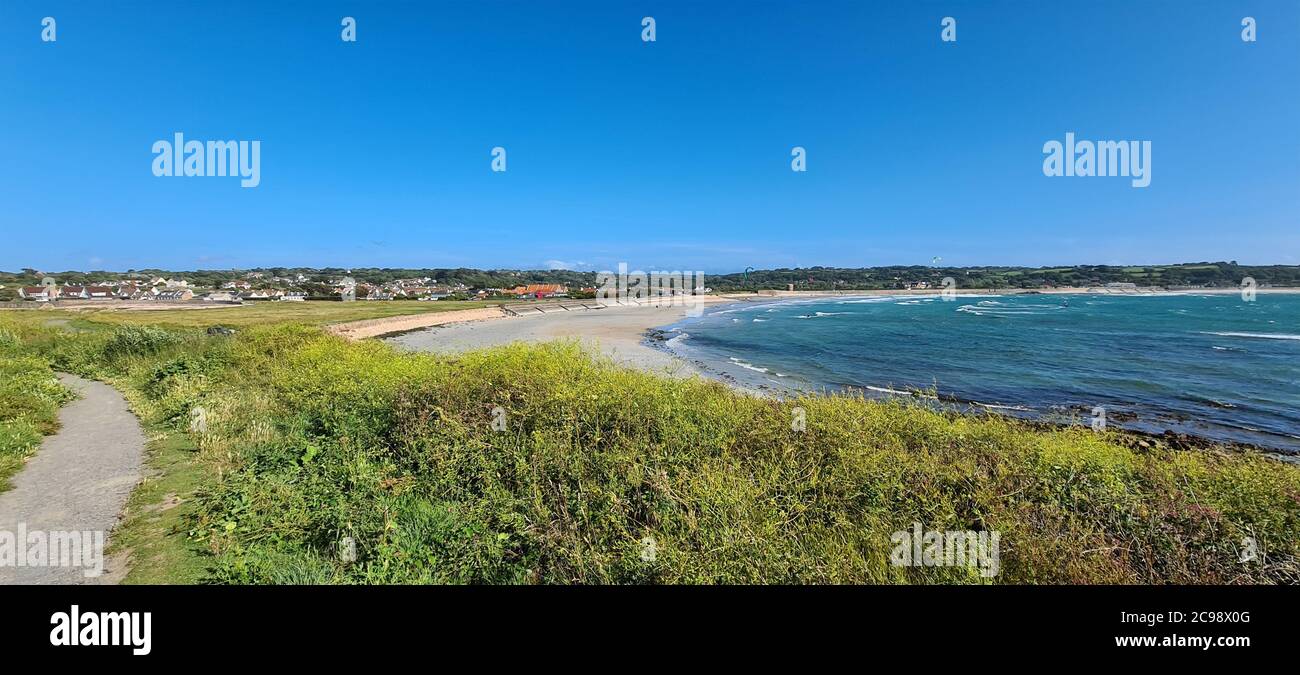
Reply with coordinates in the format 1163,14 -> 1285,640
385,302 -> 724,378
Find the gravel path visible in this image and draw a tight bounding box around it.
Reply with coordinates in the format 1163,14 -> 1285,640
0,374 -> 145,584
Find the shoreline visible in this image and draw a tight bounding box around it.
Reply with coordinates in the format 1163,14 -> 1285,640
383,301 -> 730,378
378,291 -> 1299,460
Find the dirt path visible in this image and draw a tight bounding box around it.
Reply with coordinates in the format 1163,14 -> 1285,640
0,374 -> 145,584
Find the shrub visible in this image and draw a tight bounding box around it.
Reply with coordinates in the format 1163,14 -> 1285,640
7,318 -> 1299,584
103,325 -> 181,360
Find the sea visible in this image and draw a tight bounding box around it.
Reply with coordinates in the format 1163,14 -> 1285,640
658,293 -> 1300,453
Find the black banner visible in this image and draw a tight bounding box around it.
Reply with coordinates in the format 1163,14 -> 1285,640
2,585 -> 1291,663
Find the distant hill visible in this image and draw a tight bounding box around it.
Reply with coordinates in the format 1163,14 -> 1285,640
704,262 -> 1300,291
2,262 -> 1297,300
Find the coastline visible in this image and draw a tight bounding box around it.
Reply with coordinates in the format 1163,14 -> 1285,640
380,290 -> 1300,460
378,288 -> 1300,386
384,301 -> 729,378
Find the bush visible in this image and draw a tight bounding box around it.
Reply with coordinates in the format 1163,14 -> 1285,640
176,329 -> 1300,584
7,317 -> 1300,584
103,325 -> 181,360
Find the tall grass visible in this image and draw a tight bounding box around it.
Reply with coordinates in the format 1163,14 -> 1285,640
3,315 -> 1298,583
0,325 -> 75,490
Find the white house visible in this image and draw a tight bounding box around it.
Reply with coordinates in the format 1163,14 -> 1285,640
18,287 -> 54,302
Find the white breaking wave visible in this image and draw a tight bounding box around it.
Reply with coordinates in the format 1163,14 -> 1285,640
837,297 -> 897,304
727,357 -> 769,373
865,385 -> 912,396
978,403 -> 1032,412
1202,331 -> 1300,341
956,304 -> 1065,317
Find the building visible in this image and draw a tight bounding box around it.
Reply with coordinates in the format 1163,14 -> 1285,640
240,289 -> 283,301
277,292 -> 307,302
506,284 -> 568,299
201,291 -> 241,303
152,289 -> 194,301
59,286 -> 90,299
18,287 -> 54,302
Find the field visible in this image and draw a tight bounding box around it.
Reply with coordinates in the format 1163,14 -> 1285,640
2,309 -> 1298,584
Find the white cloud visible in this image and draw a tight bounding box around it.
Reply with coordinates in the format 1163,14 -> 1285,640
544,259 -> 589,271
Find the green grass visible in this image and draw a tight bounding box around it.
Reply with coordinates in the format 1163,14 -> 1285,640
47,300 -> 493,329
3,313 -> 1298,584
0,327 -> 74,491
108,418 -> 213,584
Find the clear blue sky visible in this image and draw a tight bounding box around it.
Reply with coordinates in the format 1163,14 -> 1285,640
2,1 -> 1297,273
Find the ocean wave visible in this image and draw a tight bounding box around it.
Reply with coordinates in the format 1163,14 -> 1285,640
1201,331 -> 1300,341
793,311 -> 850,319
837,297 -> 896,304
977,402 -> 1033,412
865,385 -> 913,396
956,304 -> 1065,317
727,357 -> 769,373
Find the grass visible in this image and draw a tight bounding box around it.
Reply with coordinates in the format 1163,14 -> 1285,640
3,311 -> 1298,584
48,300 -> 493,329
0,325 -> 74,491
108,418 -> 213,584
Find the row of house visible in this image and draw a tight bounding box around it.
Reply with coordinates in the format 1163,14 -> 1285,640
200,289 -> 305,302
19,285 -> 119,301
19,285 -> 199,302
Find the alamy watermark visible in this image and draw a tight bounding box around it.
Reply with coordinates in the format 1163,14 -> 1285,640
50,605 -> 152,655
890,522 -> 1000,578
595,263 -> 707,317
1043,132 -> 1151,188
1091,405 -> 1107,432
152,132 -> 261,188
1,523 -> 105,578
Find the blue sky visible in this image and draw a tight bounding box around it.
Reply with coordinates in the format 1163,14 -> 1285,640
1,1 -> 1297,273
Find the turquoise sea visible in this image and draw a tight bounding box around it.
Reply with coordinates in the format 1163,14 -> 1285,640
661,293 -> 1300,453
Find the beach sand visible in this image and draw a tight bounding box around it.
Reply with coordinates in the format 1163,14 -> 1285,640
385,303 -> 718,378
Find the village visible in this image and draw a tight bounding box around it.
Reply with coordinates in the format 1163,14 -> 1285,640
10,272 -> 587,305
